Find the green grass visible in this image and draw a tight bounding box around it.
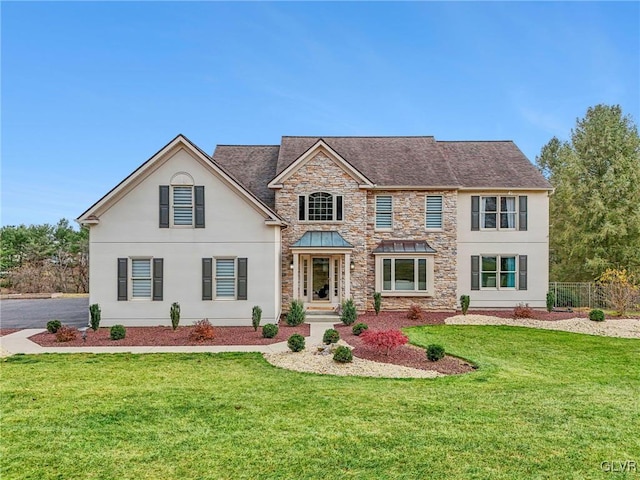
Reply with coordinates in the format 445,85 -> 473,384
2,326 -> 639,479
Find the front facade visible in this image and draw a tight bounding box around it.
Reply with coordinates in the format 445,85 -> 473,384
79,134 -> 552,326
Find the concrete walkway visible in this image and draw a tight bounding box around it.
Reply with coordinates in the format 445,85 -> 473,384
0,322 -> 332,356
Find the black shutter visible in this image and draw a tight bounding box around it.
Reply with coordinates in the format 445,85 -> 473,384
159,186 -> 170,228
336,195 -> 343,221
518,255 -> 528,290
471,255 -> 480,290
195,186 -> 205,228
152,258 -> 163,301
237,258 -> 248,300
298,196 -> 305,221
117,258 -> 128,301
471,196 -> 480,231
202,258 -> 212,301
518,196 -> 528,231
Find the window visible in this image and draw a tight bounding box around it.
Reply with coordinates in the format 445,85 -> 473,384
381,258 -> 429,293
159,174 -> 204,228
298,193 -> 343,221
375,196 -> 393,229
473,195 -> 523,230
215,258 -> 236,298
173,186 -> 193,226
481,255 -> 516,289
132,259 -> 152,298
426,195 -> 443,229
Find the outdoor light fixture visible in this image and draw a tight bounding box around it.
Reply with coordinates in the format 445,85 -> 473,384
350,260 -> 355,270
290,260 -> 294,270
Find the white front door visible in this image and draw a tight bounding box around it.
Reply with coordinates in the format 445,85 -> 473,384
299,255 -> 341,305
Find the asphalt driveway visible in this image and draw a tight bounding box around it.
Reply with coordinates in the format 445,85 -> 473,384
0,297 -> 89,329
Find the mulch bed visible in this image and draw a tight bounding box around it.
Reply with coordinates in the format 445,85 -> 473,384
29,323 -> 310,347
0,329 -> 21,337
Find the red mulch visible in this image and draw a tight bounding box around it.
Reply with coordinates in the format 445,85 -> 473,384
29,323 -> 310,347
0,329 -> 21,337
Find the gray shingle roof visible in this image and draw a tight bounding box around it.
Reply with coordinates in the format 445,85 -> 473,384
212,136 -> 551,204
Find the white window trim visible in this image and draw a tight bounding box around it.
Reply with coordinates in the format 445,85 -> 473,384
214,257 -> 237,300
130,257 -> 152,301
480,254 -> 518,290
480,195 -> 517,231
171,185 -> 195,228
425,195 -> 444,231
374,254 -> 435,297
374,195 -> 393,231
299,192 -> 344,223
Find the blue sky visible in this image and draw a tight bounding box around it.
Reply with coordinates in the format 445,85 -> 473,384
2,1 -> 638,227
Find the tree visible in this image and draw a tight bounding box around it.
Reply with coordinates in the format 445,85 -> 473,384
537,105 -> 640,281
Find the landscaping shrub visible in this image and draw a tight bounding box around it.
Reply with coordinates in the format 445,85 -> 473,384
46,320 -> 62,334
287,334 -> 305,352
333,346 -> 353,363
546,292 -> 555,313
322,328 -> 340,345
513,303 -> 534,319
407,304 -> 424,321
262,323 -> 279,338
170,302 -> 180,330
460,295 -> 470,315
55,325 -> 77,342
589,309 -> 605,322
89,304 -> 101,331
360,329 -> 408,356
286,300 -> 305,326
341,298 -> 357,325
252,306 -> 262,331
373,292 -> 382,315
352,322 -> 369,336
189,319 -> 215,341
598,268 -> 639,316
110,324 -> 126,341
426,344 -> 445,362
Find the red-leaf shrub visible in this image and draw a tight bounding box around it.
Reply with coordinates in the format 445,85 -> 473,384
189,319 -> 215,341
406,304 -> 424,321
513,303 -> 534,319
55,325 -> 78,342
360,329 -> 408,356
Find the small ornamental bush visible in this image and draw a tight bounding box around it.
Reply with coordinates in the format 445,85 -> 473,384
333,346 -> 353,363
426,344 -> 445,362
513,303 -> 534,319
546,291 -> 555,313
352,322 -> 369,336
55,325 -> 77,342
407,304 -> 424,321
286,300 -> 305,326
287,334 -> 305,352
262,323 -> 279,338
341,298 -> 357,325
598,268 -> 639,316
110,324 -> 126,341
360,329 -> 408,356
460,295 -> 470,315
170,302 -> 180,330
46,320 -> 62,334
322,328 -> 340,345
589,309 -> 605,322
189,319 -> 215,341
89,304 -> 101,331
252,306 -> 262,332
373,292 -> 382,315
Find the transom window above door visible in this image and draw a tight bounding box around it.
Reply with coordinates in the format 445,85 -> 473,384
298,193 -> 344,222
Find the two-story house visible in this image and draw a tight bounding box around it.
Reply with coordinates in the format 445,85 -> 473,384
78,134 -> 552,326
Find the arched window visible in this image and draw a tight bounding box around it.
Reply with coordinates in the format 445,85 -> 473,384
171,173 -> 194,226
308,192 -> 333,221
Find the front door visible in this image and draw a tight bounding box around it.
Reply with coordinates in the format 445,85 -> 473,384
312,257 -> 331,302
298,255 -> 341,305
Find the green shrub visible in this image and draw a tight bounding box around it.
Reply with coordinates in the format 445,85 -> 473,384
352,322 -> 369,336
426,344 -> 445,361
373,292 -> 382,315
287,334 -> 305,352
252,306 -> 262,332
46,320 -> 62,334
333,346 -> 353,363
546,292 -> 555,313
323,328 -> 340,345
341,298 -> 357,325
170,302 -> 180,330
460,295 -> 470,315
110,324 -> 126,340
89,304 -> 101,331
286,300 -> 305,326
262,323 -> 279,338
55,325 -> 77,342
589,309 -> 605,322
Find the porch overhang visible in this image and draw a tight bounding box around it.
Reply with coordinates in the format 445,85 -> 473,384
372,240 -> 437,255
291,231 -> 354,251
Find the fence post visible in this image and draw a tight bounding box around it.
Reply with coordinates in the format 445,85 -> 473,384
588,283 -> 591,309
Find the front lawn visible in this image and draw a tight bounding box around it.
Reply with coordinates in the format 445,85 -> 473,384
2,326 -> 638,479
